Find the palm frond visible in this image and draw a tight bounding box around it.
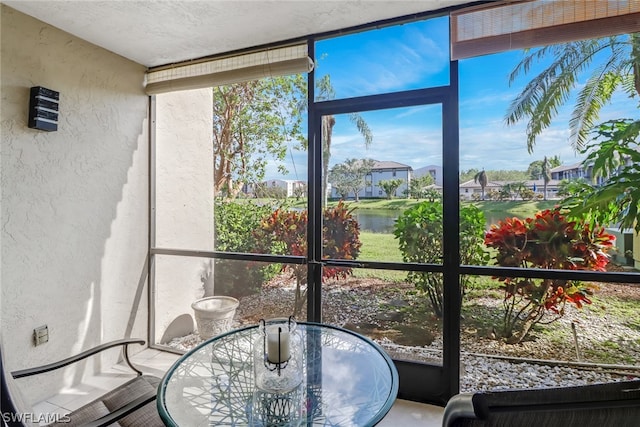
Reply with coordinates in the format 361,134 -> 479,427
505,36 -> 632,153
570,70 -> 621,151
349,113 -> 373,147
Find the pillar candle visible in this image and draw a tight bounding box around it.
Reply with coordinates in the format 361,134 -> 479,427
266,326 -> 290,364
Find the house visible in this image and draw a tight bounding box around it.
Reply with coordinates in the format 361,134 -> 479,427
414,165 -> 443,186
550,163 -> 590,181
551,158 -> 634,185
329,160 -> 412,199
459,179 -> 562,200
254,179 -> 306,198
2,0 -> 638,415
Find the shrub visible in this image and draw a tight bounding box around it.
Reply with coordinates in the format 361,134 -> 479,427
254,201 -> 361,315
485,208 -> 615,343
212,200 -> 280,298
393,201 -> 488,317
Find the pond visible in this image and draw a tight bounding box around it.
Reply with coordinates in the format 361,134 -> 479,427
353,209 -> 399,233
353,209 -> 506,233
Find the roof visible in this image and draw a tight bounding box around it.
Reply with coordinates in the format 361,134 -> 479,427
370,160 -> 413,171
550,163 -> 583,172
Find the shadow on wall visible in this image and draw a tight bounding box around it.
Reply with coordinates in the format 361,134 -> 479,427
1,5 -> 149,403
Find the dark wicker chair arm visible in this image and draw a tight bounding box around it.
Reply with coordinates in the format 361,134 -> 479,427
442,393 -> 479,426
11,339 -> 145,379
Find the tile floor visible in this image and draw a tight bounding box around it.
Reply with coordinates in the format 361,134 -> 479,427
31,348 -> 444,426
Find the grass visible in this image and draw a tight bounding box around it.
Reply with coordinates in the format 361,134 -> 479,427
358,231 -> 402,262
354,231 -> 407,282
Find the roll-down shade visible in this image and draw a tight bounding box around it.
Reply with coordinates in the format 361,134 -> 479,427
451,0 -> 640,60
145,44 -> 313,95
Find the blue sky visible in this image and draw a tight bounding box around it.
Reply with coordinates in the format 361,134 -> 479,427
271,16 -> 635,181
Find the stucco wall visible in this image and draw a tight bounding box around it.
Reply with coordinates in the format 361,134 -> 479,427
154,90 -> 214,344
1,5 -> 149,403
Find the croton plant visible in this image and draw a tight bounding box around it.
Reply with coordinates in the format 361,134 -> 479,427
254,201 -> 361,316
484,208 -> 615,344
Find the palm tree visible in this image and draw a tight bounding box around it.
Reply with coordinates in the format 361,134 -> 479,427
474,169 -> 488,200
541,156 -> 551,201
505,33 -> 640,152
316,75 -> 372,202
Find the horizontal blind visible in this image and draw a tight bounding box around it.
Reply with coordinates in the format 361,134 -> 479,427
451,0 -> 640,60
145,44 -> 313,95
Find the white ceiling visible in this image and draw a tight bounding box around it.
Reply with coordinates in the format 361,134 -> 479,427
4,0 -> 468,68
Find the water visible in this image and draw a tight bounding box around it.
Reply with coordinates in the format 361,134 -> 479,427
353,209 -> 504,233
353,210 -> 399,233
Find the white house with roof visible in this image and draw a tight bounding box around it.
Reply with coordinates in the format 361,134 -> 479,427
329,159 -> 412,199
550,163 -> 592,181
551,159 -> 632,185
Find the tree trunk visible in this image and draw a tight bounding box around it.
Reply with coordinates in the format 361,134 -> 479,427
322,115 -> 336,203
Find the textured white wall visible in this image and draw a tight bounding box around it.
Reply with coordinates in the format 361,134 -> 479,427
1,5 -> 149,403
154,90 -> 214,344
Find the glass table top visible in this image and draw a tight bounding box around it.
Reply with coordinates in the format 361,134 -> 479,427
157,322 -> 399,426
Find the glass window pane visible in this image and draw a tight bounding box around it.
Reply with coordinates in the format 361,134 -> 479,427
155,255 -> 300,351
315,16 -> 450,101
323,268 -> 443,365
155,89 -> 214,252
321,105 -> 443,262
458,41 -> 637,269
461,277 -> 640,392
155,74 -> 308,254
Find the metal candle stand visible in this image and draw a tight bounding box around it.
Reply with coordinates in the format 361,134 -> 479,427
253,317 -> 303,393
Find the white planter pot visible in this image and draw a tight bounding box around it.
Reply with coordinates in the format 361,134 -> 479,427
191,296 -> 239,340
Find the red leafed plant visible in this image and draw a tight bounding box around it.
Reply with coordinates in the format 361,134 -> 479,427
254,201 -> 361,316
484,208 -> 615,344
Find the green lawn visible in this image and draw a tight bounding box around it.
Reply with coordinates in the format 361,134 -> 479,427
358,231 -> 403,262
354,231 -> 407,281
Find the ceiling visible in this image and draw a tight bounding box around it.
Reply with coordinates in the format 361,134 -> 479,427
4,0 -> 469,68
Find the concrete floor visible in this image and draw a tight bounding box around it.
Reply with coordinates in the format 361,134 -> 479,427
31,348 -> 444,426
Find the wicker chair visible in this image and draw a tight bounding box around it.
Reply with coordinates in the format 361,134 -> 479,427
1,338 -> 164,427
442,380 -> 640,427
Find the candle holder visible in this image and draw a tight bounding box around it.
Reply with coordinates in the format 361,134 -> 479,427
253,317 -> 303,393
249,385 -> 305,426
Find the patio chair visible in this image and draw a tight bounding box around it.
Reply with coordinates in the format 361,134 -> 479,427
442,380 -> 640,427
1,337 -> 163,427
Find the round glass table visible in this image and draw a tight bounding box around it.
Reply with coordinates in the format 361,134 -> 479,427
157,322 -> 399,426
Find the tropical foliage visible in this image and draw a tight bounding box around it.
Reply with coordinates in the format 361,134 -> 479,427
254,202 -> 361,315
562,118 -> 640,234
505,33 -> 640,152
527,156 -> 561,180
461,169 -> 529,182
212,200 -> 282,297
394,201 -> 488,317
473,170 -> 488,200
406,174 -> 435,200
213,76 -> 306,198
315,75 -> 373,200
485,208 -> 615,344
329,158 -> 375,201
379,179 -> 405,199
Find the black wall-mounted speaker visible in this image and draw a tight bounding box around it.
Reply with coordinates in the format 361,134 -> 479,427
28,86 -> 59,132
